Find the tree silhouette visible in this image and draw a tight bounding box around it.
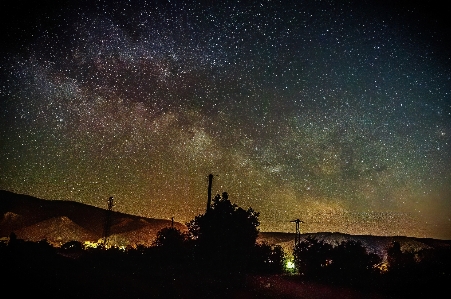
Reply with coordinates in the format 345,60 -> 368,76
154,226 -> 186,249
187,192 -> 260,272
328,240 -> 381,283
293,237 -> 333,278
294,238 -> 381,283
153,226 -> 189,268
386,241 -> 415,274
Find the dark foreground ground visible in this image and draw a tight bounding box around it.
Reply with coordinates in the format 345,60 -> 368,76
3,263 -> 388,299
2,238 -> 449,299
3,251 -> 447,299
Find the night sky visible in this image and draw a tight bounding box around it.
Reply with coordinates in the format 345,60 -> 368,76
1,0 -> 450,239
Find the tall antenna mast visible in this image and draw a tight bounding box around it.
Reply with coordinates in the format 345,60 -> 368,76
290,218 -> 304,245
206,174 -> 213,213
103,196 -> 114,247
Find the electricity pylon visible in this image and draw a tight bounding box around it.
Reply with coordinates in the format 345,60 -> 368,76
102,196 -> 114,247
290,218 -> 304,245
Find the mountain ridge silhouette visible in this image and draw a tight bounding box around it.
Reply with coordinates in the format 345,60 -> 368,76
1,190 -> 450,252
0,190 -> 186,246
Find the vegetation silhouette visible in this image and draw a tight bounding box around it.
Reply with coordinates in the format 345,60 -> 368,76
383,240 -> 451,298
187,192 -> 261,273
293,236 -> 334,279
153,226 -> 191,267
2,190 -> 451,298
290,236 -> 451,297
386,241 -> 416,274
154,226 -> 187,249
250,241 -> 285,274
328,240 -> 381,283
294,237 -> 382,287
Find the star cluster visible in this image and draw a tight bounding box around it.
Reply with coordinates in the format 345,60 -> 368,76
1,0 -> 450,238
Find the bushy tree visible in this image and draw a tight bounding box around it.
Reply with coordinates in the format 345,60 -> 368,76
187,192 -> 260,271
294,237 -> 382,284
386,241 -> 416,274
153,226 -> 189,267
293,237 -> 333,278
387,241 -> 418,281
328,240 -> 381,282
417,246 -> 451,278
154,227 -> 186,249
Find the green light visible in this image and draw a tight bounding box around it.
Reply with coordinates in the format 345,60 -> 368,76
285,260 -> 295,269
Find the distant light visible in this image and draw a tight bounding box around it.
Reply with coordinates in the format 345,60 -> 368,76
84,241 -> 98,248
286,260 -> 295,269
376,262 -> 389,273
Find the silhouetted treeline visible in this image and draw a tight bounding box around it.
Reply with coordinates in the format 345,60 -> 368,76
294,237 -> 381,283
1,192 -> 286,298
147,192 -> 285,275
3,233 -> 449,298
2,192 -> 451,298
383,241 -> 451,298
292,237 -> 451,298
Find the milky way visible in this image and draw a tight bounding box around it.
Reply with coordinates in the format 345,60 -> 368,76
1,0 -> 450,239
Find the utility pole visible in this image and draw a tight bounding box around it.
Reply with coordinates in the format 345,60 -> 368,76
206,174 -> 213,213
290,219 -> 304,246
103,196 -> 114,247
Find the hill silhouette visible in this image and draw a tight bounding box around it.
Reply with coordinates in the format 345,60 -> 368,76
0,190 -> 186,246
258,231 -> 451,260
2,190 -> 450,252
1,191 -> 450,298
